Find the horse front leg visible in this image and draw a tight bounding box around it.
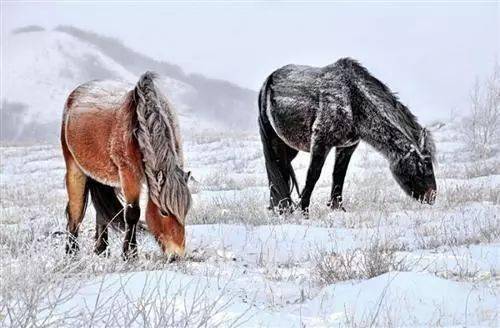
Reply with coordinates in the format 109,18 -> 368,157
328,142 -> 358,211
119,168 -> 141,260
122,201 -> 140,259
94,222 -> 109,255
299,142 -> 331,214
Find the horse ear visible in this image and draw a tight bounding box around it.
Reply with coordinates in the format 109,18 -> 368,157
184,171 -> 191,183
157,170 -> 164,185
419,128 -> 427,150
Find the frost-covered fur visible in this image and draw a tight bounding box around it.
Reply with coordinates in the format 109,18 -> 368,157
259,58 -> 437,211
134,72 -> 191,225
337,59 -> 436,162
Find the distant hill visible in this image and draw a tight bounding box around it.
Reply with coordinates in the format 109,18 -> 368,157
1,25 -> 257,143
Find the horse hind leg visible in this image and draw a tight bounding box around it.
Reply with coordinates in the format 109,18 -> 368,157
299,141 -> 331,214
94,223 -> 108,255
276,145 -> 299,211
64,161 -> 89,254
87,178 -> 126,255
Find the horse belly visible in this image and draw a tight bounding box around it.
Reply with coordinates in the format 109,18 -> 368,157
269,106 -> 313,152
65,107 -> 121,187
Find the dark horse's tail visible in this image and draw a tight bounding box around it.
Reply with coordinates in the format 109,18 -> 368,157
258,75 -> 299,210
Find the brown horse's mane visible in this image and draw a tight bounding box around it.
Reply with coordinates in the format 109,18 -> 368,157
127,72 -> 191,225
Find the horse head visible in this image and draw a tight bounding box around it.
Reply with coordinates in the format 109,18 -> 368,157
390,128 -> 437,204
147,166 -> 191,256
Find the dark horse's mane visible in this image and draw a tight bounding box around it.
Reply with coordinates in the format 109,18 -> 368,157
336,58 -> 436,161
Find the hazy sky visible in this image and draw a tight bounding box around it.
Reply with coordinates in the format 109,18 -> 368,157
2,1 -> 499,121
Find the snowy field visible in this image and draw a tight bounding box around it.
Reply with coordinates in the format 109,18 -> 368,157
1,120 -> 499,327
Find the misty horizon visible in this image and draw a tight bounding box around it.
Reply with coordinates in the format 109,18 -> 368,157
2,2 -> 499,123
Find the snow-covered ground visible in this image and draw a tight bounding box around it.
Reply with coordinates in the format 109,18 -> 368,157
1,121 -> 499,327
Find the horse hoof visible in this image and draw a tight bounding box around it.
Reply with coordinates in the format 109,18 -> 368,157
94,246 -> 109,257
328,199 -> 346,212
65,242 -> 79,255
269,204 -> 295,215
278,207 -> 294,215
330,205 -> 346,212
122,249 -> 138,261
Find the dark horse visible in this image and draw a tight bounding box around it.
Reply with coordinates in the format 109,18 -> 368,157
61,72 -> 191,258
259,58 -> 437,213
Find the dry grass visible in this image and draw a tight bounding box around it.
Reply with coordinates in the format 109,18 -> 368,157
313,239 -> 407,286
1,266 -> 253,327
1,121 -> 499,327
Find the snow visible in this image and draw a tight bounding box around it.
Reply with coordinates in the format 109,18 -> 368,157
1,120 -> 499,326
300,271 -> 497,326
43,269 -> 496,327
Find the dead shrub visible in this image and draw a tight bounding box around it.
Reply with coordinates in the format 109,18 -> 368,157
314,240 -> 407,285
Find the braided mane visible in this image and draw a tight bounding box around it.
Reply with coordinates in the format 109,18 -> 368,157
133,72 -> 191,224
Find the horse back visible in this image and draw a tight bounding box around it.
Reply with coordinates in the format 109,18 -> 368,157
62,80 -> 138,187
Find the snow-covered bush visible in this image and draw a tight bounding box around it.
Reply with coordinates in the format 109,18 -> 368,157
314,239 -> 406,285
462,65 -> 500,158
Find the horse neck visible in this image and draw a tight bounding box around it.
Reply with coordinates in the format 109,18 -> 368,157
358,113 -> 415,163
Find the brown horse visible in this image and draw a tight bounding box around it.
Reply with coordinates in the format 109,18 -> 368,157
61,72 -> 192,259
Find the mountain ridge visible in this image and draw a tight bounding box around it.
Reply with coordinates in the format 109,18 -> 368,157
1,25 -> 257,142
54,25 -> 257,131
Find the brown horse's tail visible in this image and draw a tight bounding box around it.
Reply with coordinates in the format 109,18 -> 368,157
87,178 -> 126,231
133,72 -> 191,225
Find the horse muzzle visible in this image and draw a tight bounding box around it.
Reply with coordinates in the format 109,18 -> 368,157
162,240 -> 185,257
